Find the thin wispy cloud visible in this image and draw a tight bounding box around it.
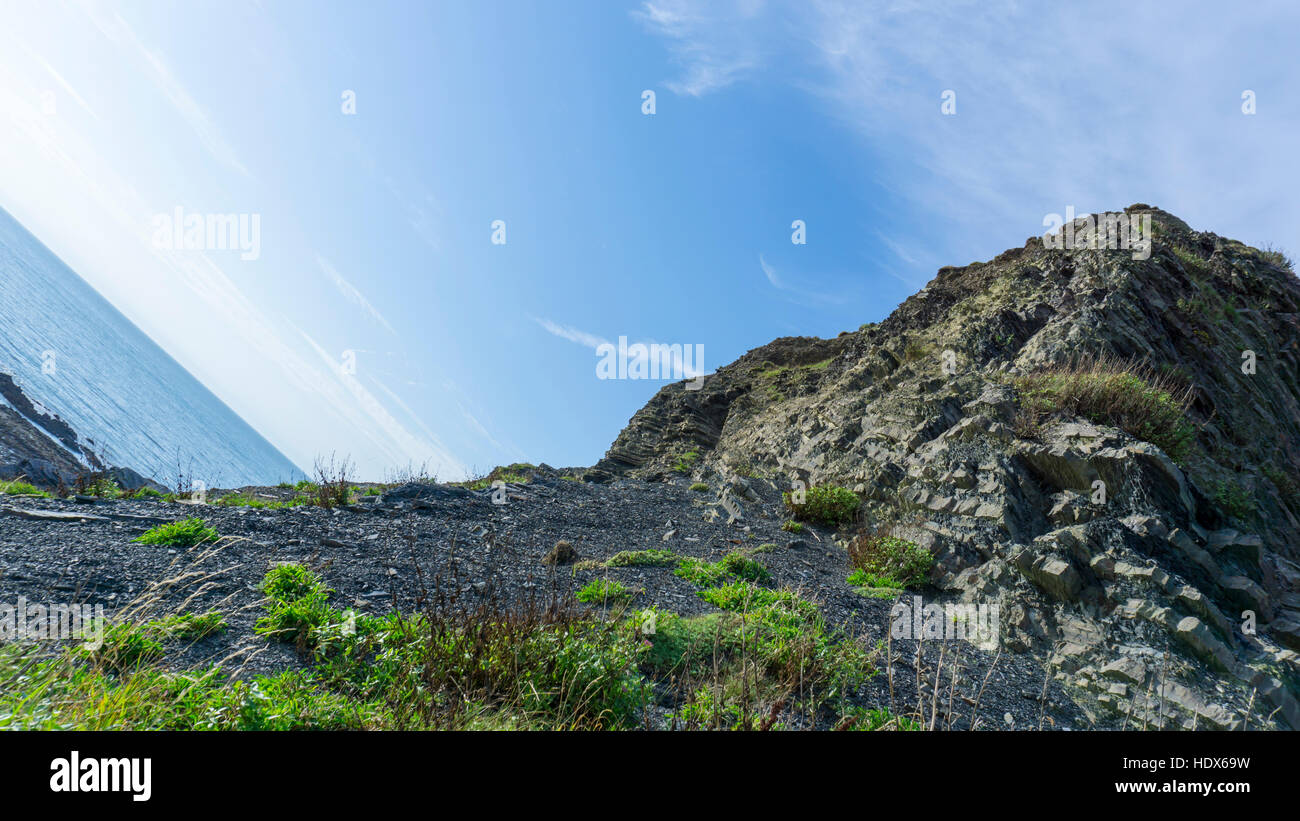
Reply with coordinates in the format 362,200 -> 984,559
82,4 -> 252,178
534,317 -> 708,380
641,0 -> 1300,265
534,317 -> 610,350
15,38 -> 99,121
633,0 -> 768,96
758,254 -> 846,307
317,255 -> 396,334
875,231 -> 918,267
759,253 -> 783,288
296,327 -> 467,477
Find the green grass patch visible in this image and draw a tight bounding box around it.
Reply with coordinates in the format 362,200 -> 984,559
0,648 -> 384,730
85,622 -> 165,673
133,518 -> 219,547
659,581 -> 875,728
1014,357 -> 1195,462
606,549 -> 679,568
0,479 -> 49,497
576,578 -> 635,606
675,552 -> 771,587
215,492 -> 309,510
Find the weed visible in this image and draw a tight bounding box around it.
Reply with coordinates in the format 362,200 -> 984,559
1210,477 -> 1255,520
672,449 -> 700,474
784,485 -> 859,526
133,518 -> 218,547
675,552 -> 771,587
847,530 -> 932,590
576,578 -> 635,606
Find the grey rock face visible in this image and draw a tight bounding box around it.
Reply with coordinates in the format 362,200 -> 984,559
591,205 -> 1300,728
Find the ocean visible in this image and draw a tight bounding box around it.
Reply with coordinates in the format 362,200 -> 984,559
0,206 -> 302,488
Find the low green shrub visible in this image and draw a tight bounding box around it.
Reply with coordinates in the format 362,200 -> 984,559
672,450 -> 700,474
254,564 -> 336,647
847,531 -> 932,590
783,485 -> 859,526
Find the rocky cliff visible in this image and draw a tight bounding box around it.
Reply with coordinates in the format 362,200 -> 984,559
591,205 -> 1300,729
0,370 -> 158,492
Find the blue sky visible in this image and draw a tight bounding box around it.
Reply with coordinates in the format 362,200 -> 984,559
1,0 -> 1297,481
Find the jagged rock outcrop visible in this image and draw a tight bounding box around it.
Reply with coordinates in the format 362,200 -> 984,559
0,370 -> 162,491
591,205 -> 1300,729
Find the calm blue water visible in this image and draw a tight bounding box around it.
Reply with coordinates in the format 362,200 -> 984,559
0,206 -> 302,487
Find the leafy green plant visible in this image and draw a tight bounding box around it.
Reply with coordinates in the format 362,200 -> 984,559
847,530 -> 932,590
672,449 -> 700,474
255,564 -> 337,648
688,482 -> 709,492
133,518 -> 219,547
74,474 -> 122,498
1210,478 -> 1255,520
783,485 -> 860,526
838,705 -> 923,731
781,520 -> 804,533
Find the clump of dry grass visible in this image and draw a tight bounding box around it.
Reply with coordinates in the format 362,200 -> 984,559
1013,355 -> 1196,461
311,454 -> 355,508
